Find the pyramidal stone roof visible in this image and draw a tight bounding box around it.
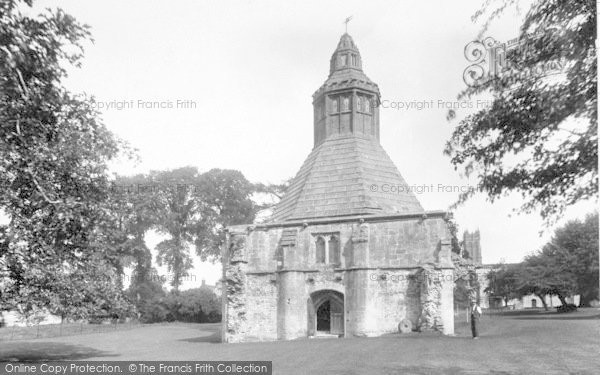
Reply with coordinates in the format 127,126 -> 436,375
270,135 -> 424,221
269,34 -> 424,222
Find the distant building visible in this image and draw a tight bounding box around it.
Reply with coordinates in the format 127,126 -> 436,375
1,310 -> 61,327
475,264 -> 580,309
508,294 -> 579,309
463,230 -> 482,264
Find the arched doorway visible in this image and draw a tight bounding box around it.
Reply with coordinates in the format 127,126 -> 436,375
308,290 -> 344,337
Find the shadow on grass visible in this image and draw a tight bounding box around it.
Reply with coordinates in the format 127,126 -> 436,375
511,314 -> 600,321
0,342 -> 117,362
179,330 -> 222,344
487,309 -> 554,317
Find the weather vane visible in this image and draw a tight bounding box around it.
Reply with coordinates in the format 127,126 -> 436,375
344,16 -> 353,33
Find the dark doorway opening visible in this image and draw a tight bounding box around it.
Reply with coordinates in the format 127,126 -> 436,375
308,290 -> 344,337
316,300 -> 331,331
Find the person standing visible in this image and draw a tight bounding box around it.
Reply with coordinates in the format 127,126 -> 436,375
470,302 -> 482,339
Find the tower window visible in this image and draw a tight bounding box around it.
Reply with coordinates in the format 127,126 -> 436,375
364,98 -> 371,113
352,54 -> 357,66
342,97 -> 350,112
331,98 -> 338,113
340,54 -> 347,66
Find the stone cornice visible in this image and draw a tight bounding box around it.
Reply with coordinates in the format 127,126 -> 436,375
245,264 -> 455,275
230,210 -> 447,231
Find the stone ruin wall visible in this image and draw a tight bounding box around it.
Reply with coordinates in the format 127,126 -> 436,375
222,215 -> 455,343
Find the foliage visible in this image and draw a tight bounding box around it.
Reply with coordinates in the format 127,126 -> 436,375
550,211 -> 599,305
452,253 -> 480,308
138,167 -> 254,290
445,0 -> 597,223
484,264 -> 520,305
0,0 -> 133,319
522,212 -> 598,306
127,275 -> 168,323
128,281 -> 221,323
110,174 -> 163,287
444,212 -> 463,255
252,178 -> 292,211
191,168 -> 256,261
170,287 -> 221,323
484,212 -> 598,307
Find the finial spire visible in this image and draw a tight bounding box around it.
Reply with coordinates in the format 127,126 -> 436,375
344,16 -> 353,33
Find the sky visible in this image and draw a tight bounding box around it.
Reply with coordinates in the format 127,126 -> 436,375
28,0 -> 595,289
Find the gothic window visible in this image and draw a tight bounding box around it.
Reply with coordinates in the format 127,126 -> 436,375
328,236 -> 340,265
314,233 -> 341,266
364,98 -> 371,113
331,98 -> 338,113
342,97 -> 350,112
316,236 -> 326,263
340,54 -> 347,66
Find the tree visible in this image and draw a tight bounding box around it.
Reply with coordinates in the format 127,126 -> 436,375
149,167 -> 256,289
512,263 -> 552,310
520,249 -> 577,307
485,264 -> 520,307
174,287 -> 221,323
0,0 -> 133,319
253,178 -> 292,209
111,174 -> 163,288
445,0 -> 597,223
150,167 -> 201,291
485,214 -> 598,310
193,168 -> 256,261
540,212 -> 598,306
126,272 -> 167,323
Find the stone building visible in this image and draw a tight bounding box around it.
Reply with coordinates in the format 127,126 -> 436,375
463,230 -> 482,264
222,33 -> 455,343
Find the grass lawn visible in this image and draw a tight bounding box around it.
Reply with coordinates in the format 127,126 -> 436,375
0,321 -> 141,341
1,308 -> 598,374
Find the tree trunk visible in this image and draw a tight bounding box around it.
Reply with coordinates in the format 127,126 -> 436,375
557,294 -> 568,307
535,293 -> 549,311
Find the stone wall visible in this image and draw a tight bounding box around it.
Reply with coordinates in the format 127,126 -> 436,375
222,212 -> 454,343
